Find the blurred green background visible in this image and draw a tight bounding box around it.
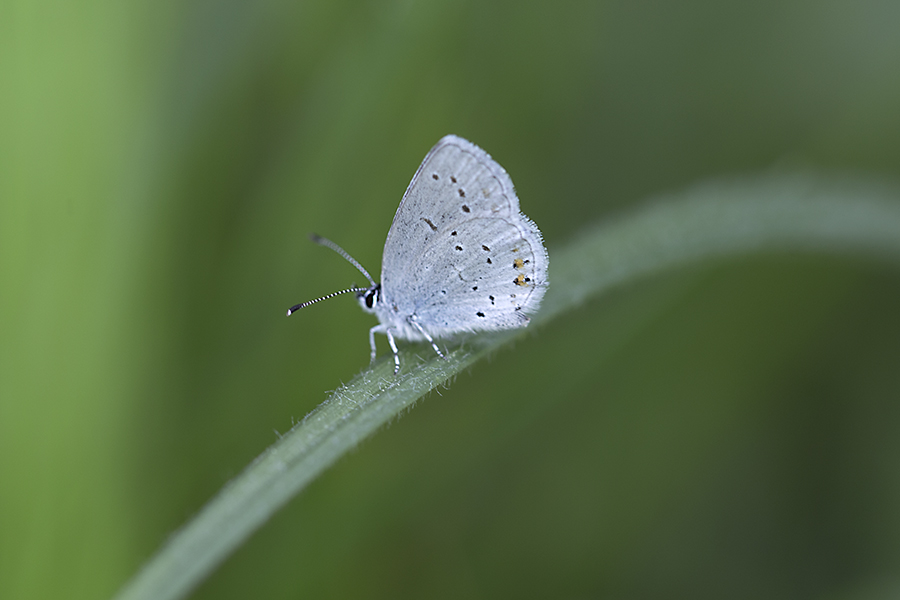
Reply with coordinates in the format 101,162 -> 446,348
3,1 -> 900,599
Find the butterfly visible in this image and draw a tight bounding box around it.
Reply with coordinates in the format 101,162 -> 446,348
288,135 -> 549,373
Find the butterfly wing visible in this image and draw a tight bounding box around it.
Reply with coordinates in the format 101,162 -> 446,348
380,135 -> 548,338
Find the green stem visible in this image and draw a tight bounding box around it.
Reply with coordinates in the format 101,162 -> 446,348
113,172 -> 900,600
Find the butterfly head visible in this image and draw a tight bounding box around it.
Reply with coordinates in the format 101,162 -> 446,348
356,283 -> 381,314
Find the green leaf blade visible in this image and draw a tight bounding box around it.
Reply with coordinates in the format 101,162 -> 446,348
113,172 -> 900,600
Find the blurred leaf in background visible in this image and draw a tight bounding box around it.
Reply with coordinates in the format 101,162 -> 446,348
2,1 -> 899,599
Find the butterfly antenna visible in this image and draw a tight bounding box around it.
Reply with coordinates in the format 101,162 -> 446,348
309,233 -> 376,287
286,286 -> 369,316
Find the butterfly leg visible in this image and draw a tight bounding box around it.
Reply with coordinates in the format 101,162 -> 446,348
408,315 -> 445,360
385,328 -> 401,374
370,324 -> 401,373
368,325 -> 380,364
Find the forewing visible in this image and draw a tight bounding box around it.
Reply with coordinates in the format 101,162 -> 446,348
381,135 -> 518,288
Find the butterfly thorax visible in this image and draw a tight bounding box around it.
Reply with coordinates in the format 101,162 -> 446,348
355,282 -> 421,341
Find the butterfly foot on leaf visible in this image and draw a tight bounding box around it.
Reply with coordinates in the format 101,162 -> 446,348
385,328 -> 401,375
391,351 -> 402,375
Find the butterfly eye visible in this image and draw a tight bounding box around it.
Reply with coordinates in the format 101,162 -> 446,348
365,287 -> 379,308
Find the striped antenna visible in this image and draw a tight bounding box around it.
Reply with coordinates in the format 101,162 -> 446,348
309,233 -> 376,287
286,287 -> 369,316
